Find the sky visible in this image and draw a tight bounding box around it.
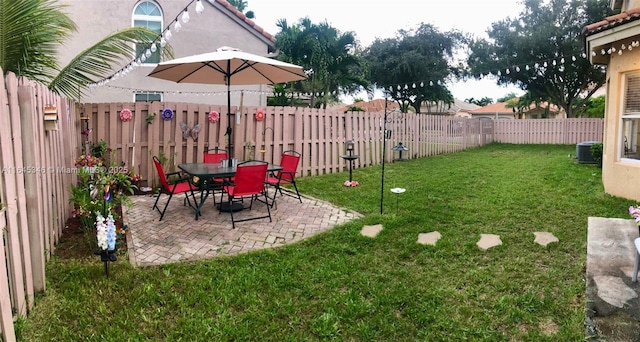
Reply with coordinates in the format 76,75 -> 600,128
247,0 -> 526,103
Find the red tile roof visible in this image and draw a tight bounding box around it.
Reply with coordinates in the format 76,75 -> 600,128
339,99 -> 400,112
216,0 -> 275,42
583,7 -> 640,36
469,102 -> 513,114
469,101 -> 559,114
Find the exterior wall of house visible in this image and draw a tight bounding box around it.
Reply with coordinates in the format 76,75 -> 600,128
601,48 -> 640,201
58,0 -> 274,106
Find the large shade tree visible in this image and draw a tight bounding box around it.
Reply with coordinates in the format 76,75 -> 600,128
0,0 -> 172,101
274,17 -> 369,108
364,23 -> 463,113
466,0 -> 614,118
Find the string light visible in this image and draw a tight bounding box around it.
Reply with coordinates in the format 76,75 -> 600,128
90,2 -> 632,100
88,0 -> 205,87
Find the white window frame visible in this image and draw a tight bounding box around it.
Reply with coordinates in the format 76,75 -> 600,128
134,92 -> 163,102
619,71 -> 640,164
132,1 -> 163,65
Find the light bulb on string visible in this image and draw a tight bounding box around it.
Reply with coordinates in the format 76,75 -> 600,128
515,66 -> 520,72
560,57 -> 565,64
182,9 -> 190,23
429,81 -> 433,86
619,50 -> 623,55
196,0 -> 205,14
150,43 -> 157,53
145,49 -> 152,58
160,36 -> 167,48
412,83 -> 416,88
572,56 -> 577,61
526,65 -> 530,71
543,61 -> 547,67
174,20 -> 182,32
505,69 -> 510,74
420,82 -> 424,87
165,29 -> 172,41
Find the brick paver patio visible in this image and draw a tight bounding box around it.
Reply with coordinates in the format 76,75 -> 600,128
124,190 -> 363,266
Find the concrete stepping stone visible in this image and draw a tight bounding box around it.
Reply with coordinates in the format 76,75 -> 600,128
593,275 -> 638,308
533,232 -> 559,246
360,224 -> 383,238
417,231 -> 441,246
477,234 -> 502,250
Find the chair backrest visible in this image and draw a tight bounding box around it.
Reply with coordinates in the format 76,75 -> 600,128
152,156 -> 171,190
277,150 -> 301,181
233,161 -> 268,195
203,148 -> 228,163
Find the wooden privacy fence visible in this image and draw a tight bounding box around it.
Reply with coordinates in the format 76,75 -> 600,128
493,118 -> 604,144
78,103 -> 496,185
0,86 -> 606,341
0,71 -> 78,341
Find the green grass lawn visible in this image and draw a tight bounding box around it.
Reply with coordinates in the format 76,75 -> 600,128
16,143 -> 634,341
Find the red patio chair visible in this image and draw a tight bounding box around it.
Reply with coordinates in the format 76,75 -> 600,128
203,147 -> 229,204
203,147 -> 228,163
152,156 -> 198,221
265,150 -> 302,207
222,160 -> 271,229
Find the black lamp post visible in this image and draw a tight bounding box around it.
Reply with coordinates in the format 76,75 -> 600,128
342,140 -> 359,183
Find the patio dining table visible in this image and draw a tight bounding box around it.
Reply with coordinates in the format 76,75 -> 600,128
178,161 -> 282,220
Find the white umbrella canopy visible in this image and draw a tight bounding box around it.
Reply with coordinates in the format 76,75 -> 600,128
147,46 -> 307,158
147,47 -> 307,85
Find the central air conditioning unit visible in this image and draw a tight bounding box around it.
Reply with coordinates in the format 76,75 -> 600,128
576,141 -> 600,164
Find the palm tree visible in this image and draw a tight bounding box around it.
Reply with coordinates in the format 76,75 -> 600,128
0,0 -> 172,101
275,17 -> 368,109
227,0 -> 254,19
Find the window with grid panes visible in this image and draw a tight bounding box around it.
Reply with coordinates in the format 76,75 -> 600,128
133,1 -> 162,64
620,72 -> 640,160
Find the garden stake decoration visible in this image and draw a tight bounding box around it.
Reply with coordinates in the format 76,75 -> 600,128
629,205 -> 640,236
93,184 -> 117,278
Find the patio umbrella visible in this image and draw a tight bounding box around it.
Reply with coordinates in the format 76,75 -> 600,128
147,46 -> 307,158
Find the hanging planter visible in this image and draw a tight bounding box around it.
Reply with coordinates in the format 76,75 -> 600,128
162,108 -> 174,121
255,108 -> 265,121
208,110 -> 220,123
119,108 -> 132,122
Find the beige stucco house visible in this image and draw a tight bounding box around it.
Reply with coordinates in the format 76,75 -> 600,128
466,101 -> 561,120
58,0 -> 276,106
584,0 -> 640,200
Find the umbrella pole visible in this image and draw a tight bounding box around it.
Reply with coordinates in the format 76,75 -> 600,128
227,84 -> 232,159
226,61 -> 234,160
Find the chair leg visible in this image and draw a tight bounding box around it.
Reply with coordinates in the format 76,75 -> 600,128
159,193 -> 174,221
291,179 -> 302,203
634,238 -> 640,282
152,191 -> 162,211
267,183 -> 280,208
228,195 -> 236,229
263,191 -> 272,222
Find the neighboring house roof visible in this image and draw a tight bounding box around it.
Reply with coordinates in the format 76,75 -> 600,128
469,102 -> 513,114
213,0 -> 275,44
422,98 -> 480,114
339,99 -> 400,112
582,7 -> 640,36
